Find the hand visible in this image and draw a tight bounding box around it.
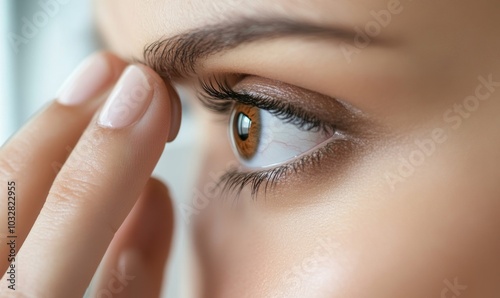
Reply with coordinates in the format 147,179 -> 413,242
0,52 -> 181,297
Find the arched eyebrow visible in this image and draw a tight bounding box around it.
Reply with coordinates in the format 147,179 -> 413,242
141,18 -> 370,80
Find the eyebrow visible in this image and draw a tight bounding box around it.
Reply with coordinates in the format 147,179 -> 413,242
142,18 -> 365,80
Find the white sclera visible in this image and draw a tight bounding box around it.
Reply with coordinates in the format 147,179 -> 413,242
230,108 -> 342,169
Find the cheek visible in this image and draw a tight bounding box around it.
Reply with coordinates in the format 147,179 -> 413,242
193,142 -> 500,298
333,148 -> 500,297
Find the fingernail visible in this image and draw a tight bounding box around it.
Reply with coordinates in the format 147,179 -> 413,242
166,86 -> 182,142
118,249 -> 142,281
57,53 -> 111,106
98,65 -> 154,129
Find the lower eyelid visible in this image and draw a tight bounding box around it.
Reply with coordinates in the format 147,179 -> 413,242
218,135 -> 362,200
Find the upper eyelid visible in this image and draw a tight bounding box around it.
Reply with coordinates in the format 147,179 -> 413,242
198,76 -> 335,133
198,74 -> 388,139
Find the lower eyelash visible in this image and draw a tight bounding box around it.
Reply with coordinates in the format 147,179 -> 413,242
216,139 -> 351,200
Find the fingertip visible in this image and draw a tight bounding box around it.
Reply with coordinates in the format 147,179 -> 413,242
56,51 -> 128,107
144,177 -> 173,214
141,177 -> 175,239
133,64 -> 182,143
145,176 -> 169,193
166,85 -> 182,142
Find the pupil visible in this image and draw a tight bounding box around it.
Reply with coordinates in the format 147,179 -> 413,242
237,112 -> 251,141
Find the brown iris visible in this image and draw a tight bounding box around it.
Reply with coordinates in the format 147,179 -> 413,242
232,104 -> 261,160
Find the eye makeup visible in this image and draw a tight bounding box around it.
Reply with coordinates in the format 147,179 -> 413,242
198,74 -> 371,198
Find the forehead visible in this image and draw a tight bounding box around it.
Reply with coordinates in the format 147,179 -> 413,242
95,0 -> 499,93
94,0 -> 412,58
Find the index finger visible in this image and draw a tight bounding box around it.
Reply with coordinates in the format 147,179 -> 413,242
1,64 -> 179,297
0,52 -> 127,272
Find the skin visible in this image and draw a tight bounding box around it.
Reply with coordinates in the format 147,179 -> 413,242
95,0 -> 495,297
1,0 -> 499,297
0,55 -> 178,297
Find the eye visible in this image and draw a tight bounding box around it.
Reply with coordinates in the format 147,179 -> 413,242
230,103 -> 340,169
198,75 -> 370,197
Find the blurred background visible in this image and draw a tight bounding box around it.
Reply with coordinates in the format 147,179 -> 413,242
0,1 -> 199,297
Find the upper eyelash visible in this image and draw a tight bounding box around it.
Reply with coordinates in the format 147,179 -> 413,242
198,76 -> 336,134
